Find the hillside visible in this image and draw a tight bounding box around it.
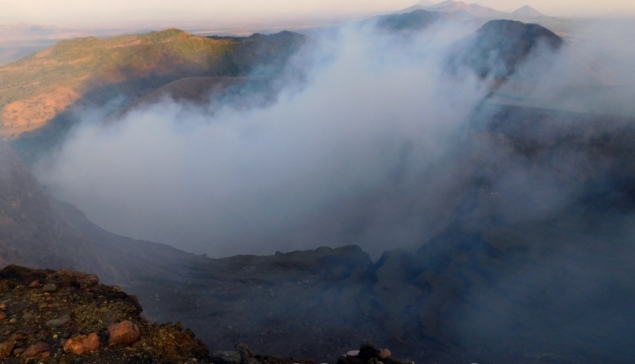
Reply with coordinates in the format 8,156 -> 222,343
1,265 -> 410,364
0,265 -> 210,363
0,29 -> 305,137
2,29 -> 305,166
0,29 -> 231,134
0,140 -> 107,273
449,20 -> 563,80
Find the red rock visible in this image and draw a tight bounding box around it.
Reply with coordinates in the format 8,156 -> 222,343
0,312 -> 6,321
8,333 -> 23,342
63,333 -> 100,355
378,348 -> 392,360
0,341 -> 15,360
108,320 -> 140,346
22,342 -> 51,357
27,280 -> 40,288
0,303 -> 6,310
13,348 -> 24,355
41,351 -> 51,359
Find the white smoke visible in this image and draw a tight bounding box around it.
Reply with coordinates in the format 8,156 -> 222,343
36,18 -> 635,258
36,23 -> 490,258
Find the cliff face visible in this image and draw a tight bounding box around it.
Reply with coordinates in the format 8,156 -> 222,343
0,140 -> 106,274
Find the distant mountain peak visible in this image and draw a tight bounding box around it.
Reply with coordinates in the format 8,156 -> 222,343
512,5 -> 543,18
424,0 -> 508,18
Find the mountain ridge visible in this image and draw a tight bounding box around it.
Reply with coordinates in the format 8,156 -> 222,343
0,28 -> 306,137
399,1 -> 546,20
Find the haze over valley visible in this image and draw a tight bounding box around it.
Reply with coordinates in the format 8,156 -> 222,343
1,1 -> 635,363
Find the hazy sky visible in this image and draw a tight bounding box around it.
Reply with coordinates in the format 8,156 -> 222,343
1,0 -> 634,27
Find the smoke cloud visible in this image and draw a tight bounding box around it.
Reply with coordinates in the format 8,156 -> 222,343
36,18 -> 635,259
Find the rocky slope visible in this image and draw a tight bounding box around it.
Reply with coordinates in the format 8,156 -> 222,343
449,19 -> 563,80
0,265 -> 209,363
0,140 -> 106,274
0,29 -> 304,135
3,29 -> 306,166
0,265 -> 412,364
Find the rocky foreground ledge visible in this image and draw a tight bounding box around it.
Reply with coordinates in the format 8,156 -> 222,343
0,265 -> 412,364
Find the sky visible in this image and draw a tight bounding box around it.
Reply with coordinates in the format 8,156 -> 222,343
0,0 -> 634,27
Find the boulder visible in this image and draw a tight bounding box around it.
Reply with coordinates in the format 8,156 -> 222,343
63,333 -> 101,355
108,320 -> 140,346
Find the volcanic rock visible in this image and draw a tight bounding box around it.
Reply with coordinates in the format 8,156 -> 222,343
340,344 -> 402,364
212,350 -> 242,364
108,320 -> 140,346
41,283 -> 57,292
0,340 -> 15,359
63,333 -> 100,355
0,265 -> 211,363
21,341 -> 51,357
45,314 -> 71,327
